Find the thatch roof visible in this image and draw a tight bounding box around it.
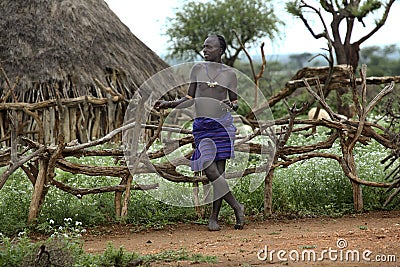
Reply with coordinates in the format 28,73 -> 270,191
0,0 -> 174,101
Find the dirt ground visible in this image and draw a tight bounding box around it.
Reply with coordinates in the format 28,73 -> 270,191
83,210 -> 400,266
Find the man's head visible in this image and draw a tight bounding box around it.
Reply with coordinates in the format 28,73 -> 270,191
202,34 -> 226,62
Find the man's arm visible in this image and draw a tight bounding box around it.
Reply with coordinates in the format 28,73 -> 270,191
155,68 -> 197,110
155,94 -> 194,110
222,71 -> 239,111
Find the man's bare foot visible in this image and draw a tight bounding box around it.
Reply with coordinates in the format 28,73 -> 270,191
234,204 -> 245,230
208,219 -> 221,231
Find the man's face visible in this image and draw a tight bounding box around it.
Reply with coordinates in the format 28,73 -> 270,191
202,36 -> 222,62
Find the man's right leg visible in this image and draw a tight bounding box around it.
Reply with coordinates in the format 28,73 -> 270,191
207,160 -> 226,231
204,160 -> 244,230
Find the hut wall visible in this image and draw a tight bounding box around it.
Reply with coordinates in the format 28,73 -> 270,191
0,101 -> 127,147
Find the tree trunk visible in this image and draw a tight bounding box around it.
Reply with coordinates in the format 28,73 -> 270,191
332,41 -> 360,117
334,42 -> 360,72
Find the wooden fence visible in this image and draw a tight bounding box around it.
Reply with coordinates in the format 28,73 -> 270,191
1,64 -> 399,223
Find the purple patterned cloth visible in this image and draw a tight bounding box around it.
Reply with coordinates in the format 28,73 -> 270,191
191,112 -> 236,171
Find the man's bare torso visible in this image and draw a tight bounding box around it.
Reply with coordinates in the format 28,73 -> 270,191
191,63 -> 237,118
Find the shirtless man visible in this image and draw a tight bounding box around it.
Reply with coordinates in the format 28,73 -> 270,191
155,35 -> 244,231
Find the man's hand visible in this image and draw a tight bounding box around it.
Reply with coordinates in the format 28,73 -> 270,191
154,100 -> 170,111
221,99 -> 238,112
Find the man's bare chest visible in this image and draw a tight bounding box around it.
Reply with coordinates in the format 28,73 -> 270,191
195,83 -> 228,100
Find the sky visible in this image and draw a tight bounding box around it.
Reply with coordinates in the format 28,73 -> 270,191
104,0 -> 400,57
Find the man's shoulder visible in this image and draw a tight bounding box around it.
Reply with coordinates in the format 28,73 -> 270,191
222,65 -> 237,77
192,62 -> 206,70
191,62 -> 236,77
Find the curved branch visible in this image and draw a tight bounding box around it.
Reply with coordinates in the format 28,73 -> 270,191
232,30 -> 257,82
51,179 -> 159,198
299,1 -> 333,42
275,152 -> 341,168
357,0 -> 396,45
0,146 -> 46,190
341,160 -> 392,188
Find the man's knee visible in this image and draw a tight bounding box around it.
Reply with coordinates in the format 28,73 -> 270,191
204,162 -> 220,181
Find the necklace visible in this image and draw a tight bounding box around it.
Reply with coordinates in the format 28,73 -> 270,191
205,63 -> 223,87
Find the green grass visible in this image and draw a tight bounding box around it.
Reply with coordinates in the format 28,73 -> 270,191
0,231 -> 217,266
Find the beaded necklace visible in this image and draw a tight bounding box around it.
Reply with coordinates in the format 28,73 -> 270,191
205,63 -> 224,87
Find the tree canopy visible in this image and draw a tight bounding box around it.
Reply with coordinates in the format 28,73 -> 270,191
286,0 -> 396,70
165,0 -> 283,66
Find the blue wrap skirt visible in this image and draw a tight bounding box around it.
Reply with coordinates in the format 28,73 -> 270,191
191,112 -> 236,171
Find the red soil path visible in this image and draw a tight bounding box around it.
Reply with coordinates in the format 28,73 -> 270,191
83,210 -> 400,266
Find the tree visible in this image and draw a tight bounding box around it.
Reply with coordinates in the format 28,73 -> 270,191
286,0 -> 396,71
289,52 -> 314,69
360,44 -> 400,76
165,0 -> 283,66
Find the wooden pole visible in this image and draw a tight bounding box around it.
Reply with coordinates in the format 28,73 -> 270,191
114,177 -> 127,218
352,181 -> 363,211
69,108 -> 77,141
264,169 -> 274,217
120,97 -> 146,218
28,158 -> 48,223
10,110 -> 18,162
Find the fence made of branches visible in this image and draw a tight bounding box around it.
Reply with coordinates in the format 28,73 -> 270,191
1,56 -> 399,223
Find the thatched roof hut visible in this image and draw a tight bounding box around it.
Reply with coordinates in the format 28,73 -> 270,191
0,0 -> 180,144
0,0 -> 172,100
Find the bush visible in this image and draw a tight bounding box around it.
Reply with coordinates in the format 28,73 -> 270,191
0,231 -> 216,266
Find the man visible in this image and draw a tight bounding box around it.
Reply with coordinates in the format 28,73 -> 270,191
155,34 -> 244,231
